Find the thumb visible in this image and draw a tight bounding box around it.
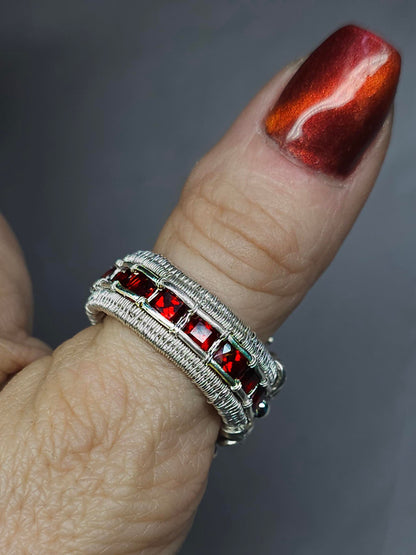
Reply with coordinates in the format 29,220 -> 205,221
0,25 -> 400,554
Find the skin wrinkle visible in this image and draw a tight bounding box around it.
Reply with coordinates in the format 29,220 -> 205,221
33,377 -> 106,465
204,156 -> 296,227
80,478 -> 200,554
176,186 -> 308,296
238,179 -> 306,269
177,192 -> 256,279
173,215 -> 278,298
237,175 -> 298,234
30,365 -> 152,488
236,175 -> 346,279
200,169 -> 283,232
47,348 -> 129,432
150,439 -> 209,496
1,456 -> 35,547
5,443 -> 164,553
197,179 -> 301,276
184,166 -> 319,283
198,189 -> 305,279
162,214 -> 223,283
166,228 -> 269,335
203,209 -> 304,286
238,177 -> 327,269
190,203 -> 274,276
163,218 -> 303,334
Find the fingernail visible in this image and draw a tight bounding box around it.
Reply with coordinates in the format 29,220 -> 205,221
265,25 -> 401,177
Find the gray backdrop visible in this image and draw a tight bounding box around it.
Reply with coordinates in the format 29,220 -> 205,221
1,1 -> 415,554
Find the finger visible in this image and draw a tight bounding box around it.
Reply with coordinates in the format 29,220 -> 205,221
0,215 -> 50,383
155,25 -> 400,339
0,25 -> 400,554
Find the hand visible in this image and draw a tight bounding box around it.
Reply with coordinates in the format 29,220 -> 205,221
0,25 -> 400,554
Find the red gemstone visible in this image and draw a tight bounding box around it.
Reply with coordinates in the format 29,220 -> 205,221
151,290 -> 187,322
114,270 -> 131,287
183,315 -> 219,351
102,266 -> 116,279
252,386 -> 267,411
213,342 -> 248,379
240,369 -> 260,395
126,273 -> 155,297
115,270 -> 155,297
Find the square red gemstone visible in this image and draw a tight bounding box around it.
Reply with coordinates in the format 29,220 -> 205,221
240,369 -> 260,395
183,315 -> 219,351
213,342 -> 248,380
151,290 -> 188,322
252,386 -> 267,410
126,272 -> 155,297
115,270 -> 155,297
114,270 -> 131,287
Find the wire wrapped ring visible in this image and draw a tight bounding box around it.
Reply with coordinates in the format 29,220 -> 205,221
85,251 -> 285,445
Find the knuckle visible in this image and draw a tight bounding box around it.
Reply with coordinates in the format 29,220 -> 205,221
30,332 -> 180,473
33,354 -> 130,468
175,170 -> 314,299
0,327 -> 216,552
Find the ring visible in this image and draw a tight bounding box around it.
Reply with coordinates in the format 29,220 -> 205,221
85,251 -> 285,445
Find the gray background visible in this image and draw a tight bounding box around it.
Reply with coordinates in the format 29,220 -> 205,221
1,1 -> 415,554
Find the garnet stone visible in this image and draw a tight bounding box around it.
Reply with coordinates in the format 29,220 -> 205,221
114,269 -> 155,297
240,370 -> 260,395
113,270 -> 130,287
151,290 -> 188,322
252,386 -> 267,412
183,315 -> 219,351
213,342 -> 248,380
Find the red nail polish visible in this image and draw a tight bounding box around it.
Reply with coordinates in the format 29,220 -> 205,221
265,25 -> 401,176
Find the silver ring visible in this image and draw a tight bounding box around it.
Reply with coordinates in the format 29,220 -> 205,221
85,250 -> 285,445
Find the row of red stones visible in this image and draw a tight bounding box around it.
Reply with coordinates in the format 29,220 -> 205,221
102,266 -> 266,412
